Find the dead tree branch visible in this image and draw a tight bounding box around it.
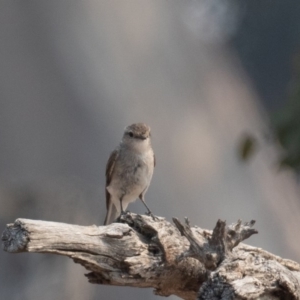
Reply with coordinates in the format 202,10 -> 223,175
2,213 -> 300,300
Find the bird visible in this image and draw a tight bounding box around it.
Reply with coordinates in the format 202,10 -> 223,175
104,123 -> 155,225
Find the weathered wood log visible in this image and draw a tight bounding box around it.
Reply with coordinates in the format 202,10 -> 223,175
2,213 -> 300,300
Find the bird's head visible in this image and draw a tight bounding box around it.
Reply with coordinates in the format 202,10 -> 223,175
122,123 -> 152,150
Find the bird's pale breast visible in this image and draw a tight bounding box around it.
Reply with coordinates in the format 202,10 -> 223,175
106,148 -> 154,208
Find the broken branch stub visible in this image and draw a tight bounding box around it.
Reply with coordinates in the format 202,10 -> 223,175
173,218 -> 258,270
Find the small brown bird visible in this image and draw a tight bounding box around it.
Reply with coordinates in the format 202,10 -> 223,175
104,123 -> 155,225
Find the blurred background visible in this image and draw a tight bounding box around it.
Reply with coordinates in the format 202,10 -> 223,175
1,1 -> 300,299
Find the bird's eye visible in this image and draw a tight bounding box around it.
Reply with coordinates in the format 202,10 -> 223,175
128,132 -> 134,137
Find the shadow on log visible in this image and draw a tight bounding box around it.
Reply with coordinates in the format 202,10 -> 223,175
2,213 -> 300,300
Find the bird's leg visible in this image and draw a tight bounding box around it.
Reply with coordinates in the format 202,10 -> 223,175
139,195 -> 158,221
119,195 -> 129,216
119,196 -> 125,215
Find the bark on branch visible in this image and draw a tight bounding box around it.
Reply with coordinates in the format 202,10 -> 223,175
2,213 -> 300,300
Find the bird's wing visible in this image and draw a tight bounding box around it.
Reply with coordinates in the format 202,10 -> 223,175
105,149 -> 119,209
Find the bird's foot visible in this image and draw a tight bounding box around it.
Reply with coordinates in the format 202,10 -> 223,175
146,211 -> 159,221
120,210 -> 130,216
117,211 -> 131,223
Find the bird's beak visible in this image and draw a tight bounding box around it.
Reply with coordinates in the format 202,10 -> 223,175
136,134 -> 148,140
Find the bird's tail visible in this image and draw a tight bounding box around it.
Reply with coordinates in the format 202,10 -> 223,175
104,201 -> 118,225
